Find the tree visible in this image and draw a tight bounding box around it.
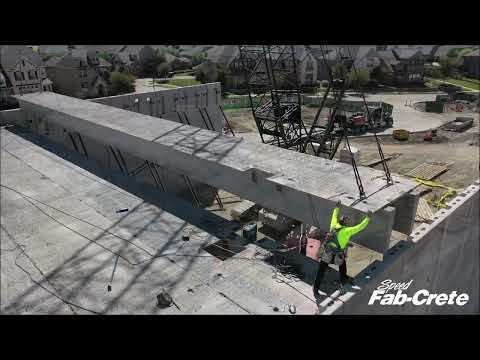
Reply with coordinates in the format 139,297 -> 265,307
194,67 -> 207,83
347,69 -> 370,89
156,62 -> 170,78
142,49 -> 166,77
98,51 -> 113,63
333,63 -> 348,79
439,57 -> 459,78
370,65 -> 393,84
109,71 -> 135,95
97,83 -> 106,97
216,63 -> 230,87
191,51 -> 207,66
424,66 -> 442,79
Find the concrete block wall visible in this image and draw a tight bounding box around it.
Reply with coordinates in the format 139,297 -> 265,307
326,180 -> 479,314
91,83 -> 225,132
7,103 -> 216,207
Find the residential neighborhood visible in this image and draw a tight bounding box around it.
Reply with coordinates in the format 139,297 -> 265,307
2,44 -> 478,110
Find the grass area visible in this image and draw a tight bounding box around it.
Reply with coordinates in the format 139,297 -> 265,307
167,78 -> 200,87
147,76 -> 200,88
155,83 -> 180,89
428,78 -> 480,91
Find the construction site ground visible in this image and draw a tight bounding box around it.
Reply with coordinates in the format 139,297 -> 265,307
226,92 -> 477,141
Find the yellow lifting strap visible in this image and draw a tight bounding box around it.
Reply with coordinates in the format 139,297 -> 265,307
412,177 -> 459,209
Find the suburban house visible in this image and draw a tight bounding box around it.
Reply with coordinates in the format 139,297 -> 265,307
204,45 -> 244,89
163,52 -> 192,71
307,45 -> 383,82
45,49 -> 111,99
110,51 -> 142,74
355,48 -> 425,85
0,71 -> 11,108
463,49 -> 480,78
0,45 -> 53,96
311,45 -> 364,81
110,45 -> 168,76
200,45 -> 318,90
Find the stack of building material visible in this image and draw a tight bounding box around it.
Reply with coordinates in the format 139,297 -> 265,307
258,208 -> 297,234
405,162 -> 449,181
230,200 -> 257,221
443,117 -> 474,132
415,197 -> 435,222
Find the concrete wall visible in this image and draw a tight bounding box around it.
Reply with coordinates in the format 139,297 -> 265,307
91,83 -> 225,132
327,180 -> 479,314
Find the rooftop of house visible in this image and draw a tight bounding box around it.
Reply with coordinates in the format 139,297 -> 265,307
205,45 -> 240,65
392,48 -> 423,60
0,45 -> 45,70
53,49 -> 111,69
38,45 -> 70,55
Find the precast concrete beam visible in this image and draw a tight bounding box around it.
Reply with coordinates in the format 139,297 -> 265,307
14,92 -> 418,238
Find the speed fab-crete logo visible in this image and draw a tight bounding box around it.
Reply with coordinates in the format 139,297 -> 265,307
368,279 -> 469,306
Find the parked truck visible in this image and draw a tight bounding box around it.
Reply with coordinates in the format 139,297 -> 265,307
330,101 -> 394,135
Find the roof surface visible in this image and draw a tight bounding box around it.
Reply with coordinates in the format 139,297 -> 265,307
0,45 -> 44,70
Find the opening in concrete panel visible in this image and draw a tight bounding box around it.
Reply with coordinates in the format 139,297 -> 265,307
204,238 -> 247,261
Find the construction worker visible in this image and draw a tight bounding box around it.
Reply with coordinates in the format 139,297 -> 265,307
313,201 -> 372,298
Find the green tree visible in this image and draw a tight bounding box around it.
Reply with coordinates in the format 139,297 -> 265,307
439,57 -> 459,78
109,71 -> 135,95
333,63 -> 348,79
142,49 -> 166,77
191,51 -> 207,66
370,65 -> 393,84
347,69 -> 370,89
98,51 -> 112,63
156,62 -> 170,78
424,66 -> 442,79
194,67 -> 207,83
97,83 -> 106,97
216,63 -> 230,87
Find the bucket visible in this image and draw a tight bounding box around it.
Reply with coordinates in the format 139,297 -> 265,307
243,223 -> 257,243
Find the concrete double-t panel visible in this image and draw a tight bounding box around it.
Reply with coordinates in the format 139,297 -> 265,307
14,92 -> 418,253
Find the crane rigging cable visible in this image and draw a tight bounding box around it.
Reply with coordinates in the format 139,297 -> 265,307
344,45 -> 393,185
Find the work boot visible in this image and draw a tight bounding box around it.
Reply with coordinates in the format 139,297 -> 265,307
346,277 -> 356,286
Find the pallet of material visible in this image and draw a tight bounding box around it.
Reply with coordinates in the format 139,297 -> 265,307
405,162 -> 449,181
442,117 -> 473,132
231,200 -> 257,221
415,197 -> 435,222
